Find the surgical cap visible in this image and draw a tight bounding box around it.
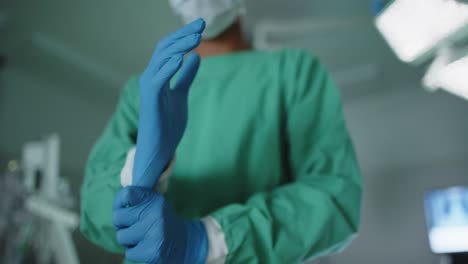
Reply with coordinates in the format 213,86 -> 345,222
169,0 -> 245,39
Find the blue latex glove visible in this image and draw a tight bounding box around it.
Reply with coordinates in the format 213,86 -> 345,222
113,186 -> 208,264
134,18 -> 206,188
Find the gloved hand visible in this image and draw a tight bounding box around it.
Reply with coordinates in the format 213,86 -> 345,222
113,186 -> 208,264
134,18 -> 206,188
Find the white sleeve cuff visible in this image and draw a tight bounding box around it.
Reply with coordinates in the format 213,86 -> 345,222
119,147 -> 174,192
202,216 -> 228,264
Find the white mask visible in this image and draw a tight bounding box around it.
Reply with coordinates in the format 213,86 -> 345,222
169,0 -> 245,39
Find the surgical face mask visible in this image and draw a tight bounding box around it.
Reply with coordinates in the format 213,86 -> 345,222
169,0 -> 246,39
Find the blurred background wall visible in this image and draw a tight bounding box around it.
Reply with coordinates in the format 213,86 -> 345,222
0,0 -> 467,263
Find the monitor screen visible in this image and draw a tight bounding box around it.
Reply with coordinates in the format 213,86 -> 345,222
424,186 -> 468,254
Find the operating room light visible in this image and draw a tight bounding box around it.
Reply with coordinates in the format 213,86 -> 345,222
434,55 -> 468,100
376,0 -> 468,63
423,48 -> 468,100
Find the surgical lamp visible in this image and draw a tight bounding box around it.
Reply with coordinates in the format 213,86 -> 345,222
375,0 -> 468,100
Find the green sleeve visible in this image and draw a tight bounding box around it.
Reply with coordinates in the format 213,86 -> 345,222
211,51 -> 362,263
80,76 -> 139,253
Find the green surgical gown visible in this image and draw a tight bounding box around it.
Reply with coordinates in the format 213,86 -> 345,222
80,49 -> 362,263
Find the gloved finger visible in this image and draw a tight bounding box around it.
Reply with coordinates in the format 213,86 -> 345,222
161,34 -> 201,57
173,52 -> 200,96
113,186 -> 153,209
155,18 -> 205,55
112,207 -> 138,228
116,221 -> 147,247
145,19 -> 204,72
125,241 -> 156,263
151,55 -> 183,87
150,34 -> 201,73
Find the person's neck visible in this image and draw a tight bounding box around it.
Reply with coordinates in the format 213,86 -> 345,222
194,21 -> 252,58
195,39 -> 251,58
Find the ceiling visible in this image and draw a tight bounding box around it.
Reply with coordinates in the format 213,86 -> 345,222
0,0 -> 425,104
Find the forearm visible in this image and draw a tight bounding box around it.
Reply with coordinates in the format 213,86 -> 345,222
80,76 -> 140,253
209,177 -> 361,264
80,143 -> 129,253
81,148 -> 176,257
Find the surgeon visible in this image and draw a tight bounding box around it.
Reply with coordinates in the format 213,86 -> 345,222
80,0 -> 362,263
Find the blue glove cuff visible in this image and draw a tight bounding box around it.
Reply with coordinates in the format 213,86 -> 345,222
184,220 -> 209,264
